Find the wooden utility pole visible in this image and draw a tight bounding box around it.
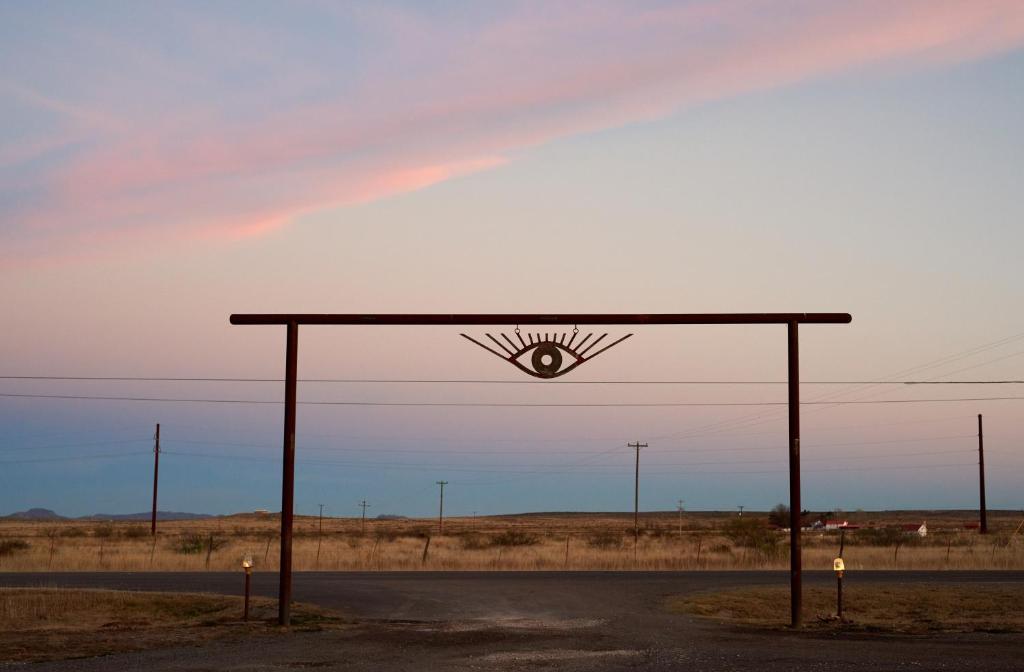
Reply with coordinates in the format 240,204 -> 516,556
436,481 -> 448,534
978,414 -> 988,534
151,423 -> 160,536
316,504 -> 325,569
359,500 -> 370,534
628,442 -> 647,550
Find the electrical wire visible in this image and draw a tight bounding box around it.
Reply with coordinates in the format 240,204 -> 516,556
1,375 -> 1021,384
0,451 -> 151,465
3,392 -> 1024,406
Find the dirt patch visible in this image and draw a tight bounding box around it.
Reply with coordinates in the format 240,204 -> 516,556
0,588 -> 347,663
670,582 -> 1024,634
444,617 -> 605,632
479,648 -> 641,663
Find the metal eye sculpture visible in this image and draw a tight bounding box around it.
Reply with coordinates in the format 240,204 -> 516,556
461,328 -> 632,379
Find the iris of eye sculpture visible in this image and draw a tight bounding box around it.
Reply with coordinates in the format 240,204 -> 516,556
461,329 -> 632,379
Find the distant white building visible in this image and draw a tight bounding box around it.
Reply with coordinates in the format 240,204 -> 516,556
824,520 -> 849,530
901,521 -> 927,537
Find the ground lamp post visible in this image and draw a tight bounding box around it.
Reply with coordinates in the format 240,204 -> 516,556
230,312 -> 851,627
241,554 -> 253,621
834,529 -> 846,620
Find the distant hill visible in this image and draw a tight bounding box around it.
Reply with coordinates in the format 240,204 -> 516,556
2,509 -> 212,521
81,511 -> 214,521
3,508 -> 65,520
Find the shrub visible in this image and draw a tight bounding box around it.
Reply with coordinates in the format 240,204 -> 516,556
92,524 -> 115,538
458,532 -> 490,550
851,527 -> 908,547
173,533 -> 226,555
586,529 -> 622,549
768,503 -> 789,528
374,528 -> 399,542
0,539 -> 30,556
723,518 -> 782,558
490,530 -> 539,547
59,527 -> 87,538
122,526 -> 149,539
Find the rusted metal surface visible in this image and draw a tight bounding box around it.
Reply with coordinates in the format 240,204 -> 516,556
979,414 -> 988,534
279,322 -> 298,626
230,311 -> 852,630
231,313 -> 851,325
461,330 -> 631,378
788,321 -> 802,628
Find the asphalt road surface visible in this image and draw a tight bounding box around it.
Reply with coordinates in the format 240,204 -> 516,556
3,570 -> 1022,671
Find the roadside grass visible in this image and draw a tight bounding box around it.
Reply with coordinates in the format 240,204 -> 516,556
0,588 -> 346,663
670,583 -> 1024,634
0,512 -> 1020,572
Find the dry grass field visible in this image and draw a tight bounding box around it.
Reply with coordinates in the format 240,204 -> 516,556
672,583 -> 1024,633
0,510 -> 1021,572
0,588 -> 342,662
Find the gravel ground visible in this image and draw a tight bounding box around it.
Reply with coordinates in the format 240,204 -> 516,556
3,570 -> 1022,671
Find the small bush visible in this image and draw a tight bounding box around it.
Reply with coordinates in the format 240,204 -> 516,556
458,532 -> 490,550
723,518 -> 782,559
374,528 -> 399,542
0,539 -> 30,556
92,524 -> 115,538
59,527 -> 87,538
586,529 -> 622,549
173,534 -> 226,555
852,527 -> 911,547
122,526 -> 149,539
490,530 -> 539,547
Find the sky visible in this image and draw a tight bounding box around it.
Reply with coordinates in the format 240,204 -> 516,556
1,1 -> 1023,519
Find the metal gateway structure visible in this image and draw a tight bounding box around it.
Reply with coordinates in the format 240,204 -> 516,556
230,312 -> 852,627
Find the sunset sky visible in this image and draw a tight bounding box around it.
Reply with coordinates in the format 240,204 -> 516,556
2,1 -> 1023,518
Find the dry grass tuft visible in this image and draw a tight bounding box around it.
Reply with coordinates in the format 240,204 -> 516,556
671,583 -> 1024,633
0,588 -> 344,663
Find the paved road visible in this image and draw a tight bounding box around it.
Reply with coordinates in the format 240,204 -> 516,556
3,571 -> 1023,671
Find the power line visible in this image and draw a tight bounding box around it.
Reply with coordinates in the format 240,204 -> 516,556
156,450 -> 986,476
0,451 -> 151,465
4,392 -> 1024,407
0,438 -> 150,454
1,375 -> 1021,384
156,433 -> 973,456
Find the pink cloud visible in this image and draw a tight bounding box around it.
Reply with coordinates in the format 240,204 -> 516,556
3,0 -> 1024,263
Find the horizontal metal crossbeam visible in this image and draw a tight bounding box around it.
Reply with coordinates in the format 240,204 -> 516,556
230,313 -> 852,326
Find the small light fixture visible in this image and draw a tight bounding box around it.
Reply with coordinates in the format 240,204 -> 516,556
241,554 -> 254,621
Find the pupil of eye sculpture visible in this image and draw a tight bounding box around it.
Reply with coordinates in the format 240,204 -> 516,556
531,343 -> 563,377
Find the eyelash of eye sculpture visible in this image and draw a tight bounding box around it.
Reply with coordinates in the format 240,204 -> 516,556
460,330 -> 633,379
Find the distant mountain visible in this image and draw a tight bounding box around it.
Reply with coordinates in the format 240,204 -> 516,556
80,511 -> 214,521
3,508 -> 66,520
2,508 -> 212,521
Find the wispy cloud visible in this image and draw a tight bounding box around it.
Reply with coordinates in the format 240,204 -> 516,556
2,0 -> 1023,263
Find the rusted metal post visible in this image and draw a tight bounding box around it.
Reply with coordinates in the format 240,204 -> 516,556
244,566 -> 252,621
151,423 -> 160,536
787,321 -> 802,628
279,321 -> 298,626
978,414 -> 987,534
227,312 -> 853,630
